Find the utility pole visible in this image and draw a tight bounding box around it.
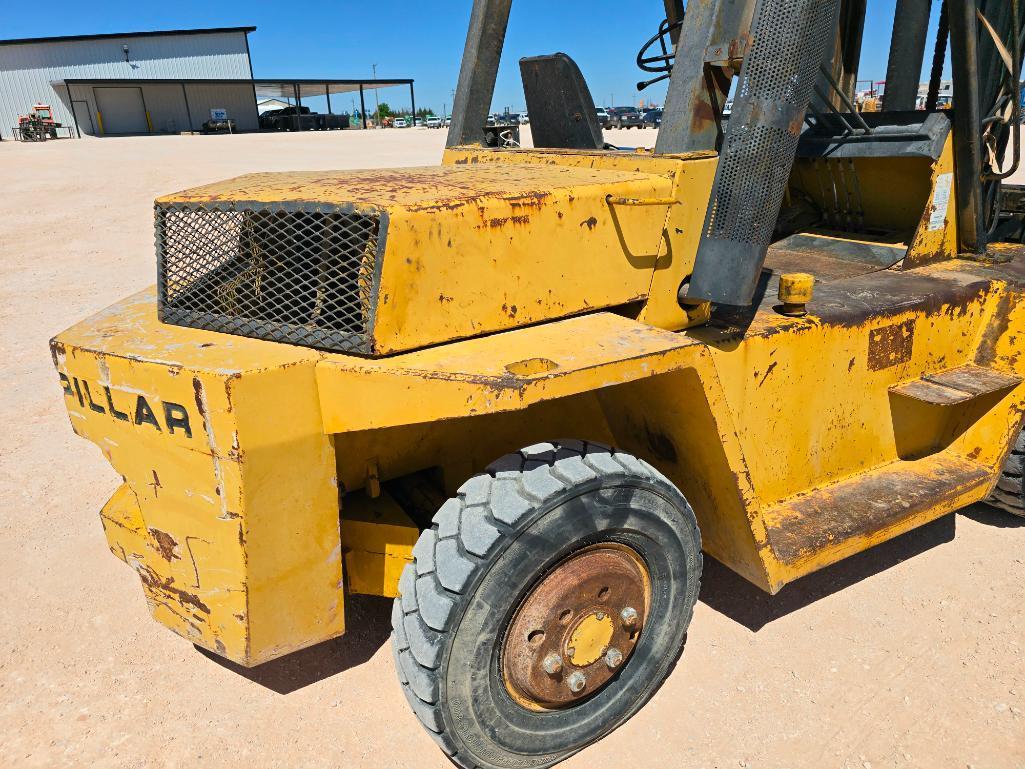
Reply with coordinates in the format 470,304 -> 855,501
372,63 -> 382,128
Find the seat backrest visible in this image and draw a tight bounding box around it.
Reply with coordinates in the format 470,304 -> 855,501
519,53 -> 603,150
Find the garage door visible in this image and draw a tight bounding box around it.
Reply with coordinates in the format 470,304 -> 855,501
95,87 -> 148,135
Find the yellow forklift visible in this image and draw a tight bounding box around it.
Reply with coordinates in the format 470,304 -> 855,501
51,0 -> 1025,766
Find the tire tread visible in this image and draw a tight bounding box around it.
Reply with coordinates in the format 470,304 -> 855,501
988,429 -> 1025,517
390,441 -> 701,769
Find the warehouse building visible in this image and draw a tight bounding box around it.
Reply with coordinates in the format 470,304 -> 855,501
0,27 -> 258,138
0,27 -> 414,139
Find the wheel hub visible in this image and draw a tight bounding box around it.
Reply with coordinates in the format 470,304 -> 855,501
501,543 -> 650,709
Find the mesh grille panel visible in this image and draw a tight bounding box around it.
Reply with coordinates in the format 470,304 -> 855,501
156,202 -> 381,353
706,124 -> 800,245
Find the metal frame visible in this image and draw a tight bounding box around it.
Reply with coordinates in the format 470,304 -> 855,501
882,0 -> 932,111
446,0 -> 512,147
949,0 -> 986,254
656,0 -> 758,154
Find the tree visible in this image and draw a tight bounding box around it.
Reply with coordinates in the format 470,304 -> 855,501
416,107 -> 434,118
376,102 -> 393,118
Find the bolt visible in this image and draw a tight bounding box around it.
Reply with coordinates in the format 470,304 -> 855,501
596,611 -> 605,621
621,606 -> 639,629
542,653 -> 563,676
605,647 -> 624,669
567,671 -> 587,693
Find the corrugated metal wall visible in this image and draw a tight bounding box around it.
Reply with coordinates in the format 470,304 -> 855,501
0,31 -> 254,138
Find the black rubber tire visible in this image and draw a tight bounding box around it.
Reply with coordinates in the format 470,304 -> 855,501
390,440 -> 702,769
988,427 -> 1025,516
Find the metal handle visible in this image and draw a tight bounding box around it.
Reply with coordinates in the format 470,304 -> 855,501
606,195 -> 679,206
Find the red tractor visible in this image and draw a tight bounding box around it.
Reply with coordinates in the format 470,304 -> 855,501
17,104 -> 61,141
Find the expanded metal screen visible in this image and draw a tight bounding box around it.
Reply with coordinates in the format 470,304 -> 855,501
156,202 -> 383,353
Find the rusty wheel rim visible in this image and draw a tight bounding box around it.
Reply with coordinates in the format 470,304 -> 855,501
501,543 -> 651,710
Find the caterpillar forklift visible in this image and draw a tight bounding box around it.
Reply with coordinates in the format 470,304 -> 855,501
51,0 -> 1025,766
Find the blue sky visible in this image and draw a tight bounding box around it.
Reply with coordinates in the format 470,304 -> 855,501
2,0 -> 949,114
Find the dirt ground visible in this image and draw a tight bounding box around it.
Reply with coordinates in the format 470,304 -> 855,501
1,127 -> 1023,769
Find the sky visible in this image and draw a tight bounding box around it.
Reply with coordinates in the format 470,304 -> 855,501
1,0 -> 950,115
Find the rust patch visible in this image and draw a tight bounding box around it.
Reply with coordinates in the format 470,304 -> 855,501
136,563 -> 211,614
766,456 -> 990,566
149,528 -> 179,561
580,216 -> 598,230
192,376 -> 207,419
868,320 -> 915,371
502,545 -> 648,709
49,338 -> 66,369
976,290 -> 1014,366
148,469 -> 162,498
483,214 -> 530,229
758,361 -> 778,387
690,98 -> 716,133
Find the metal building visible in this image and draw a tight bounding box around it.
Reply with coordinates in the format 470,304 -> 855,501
0,27 -> 258,138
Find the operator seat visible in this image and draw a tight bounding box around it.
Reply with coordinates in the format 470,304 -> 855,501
519,53 -> 604,150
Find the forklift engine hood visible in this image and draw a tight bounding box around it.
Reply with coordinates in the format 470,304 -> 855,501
156,163 -> 676,356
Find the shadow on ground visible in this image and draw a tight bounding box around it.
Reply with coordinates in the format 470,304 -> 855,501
699,511 -> 959,632
201,504 -> 1019,692
196,593 -> 393,694
960,502 -> 1025,529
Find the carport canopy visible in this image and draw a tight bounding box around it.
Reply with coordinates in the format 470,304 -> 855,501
253,79 -> 416,128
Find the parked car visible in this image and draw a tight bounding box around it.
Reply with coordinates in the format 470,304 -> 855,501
641,109 -> 663,129
444,115 -> 452,127
515,112 -> 530,125
426,116 -> 442,128
595,108 -> 610,127
415,117 -> 424,127
259,106 -> 314,131
393,117 -> 407,128
608,107 -> 644,129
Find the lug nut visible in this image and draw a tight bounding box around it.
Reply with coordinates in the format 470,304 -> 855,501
567,671 -> 587,693
620,606 -> 639,629
605,647 -> 624,669
542,653 -> 563,675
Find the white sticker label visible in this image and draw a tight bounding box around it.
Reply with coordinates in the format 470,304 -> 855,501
928,172 -> 953,231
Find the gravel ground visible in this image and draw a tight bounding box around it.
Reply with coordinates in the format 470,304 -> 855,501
1,127 -> 1023,769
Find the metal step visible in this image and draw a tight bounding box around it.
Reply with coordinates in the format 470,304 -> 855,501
890,364 -> 1022,405
764,453 -> 991,571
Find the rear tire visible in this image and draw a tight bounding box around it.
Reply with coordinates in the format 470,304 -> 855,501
988,427 -> 1025,516
391,440 -> 702,769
